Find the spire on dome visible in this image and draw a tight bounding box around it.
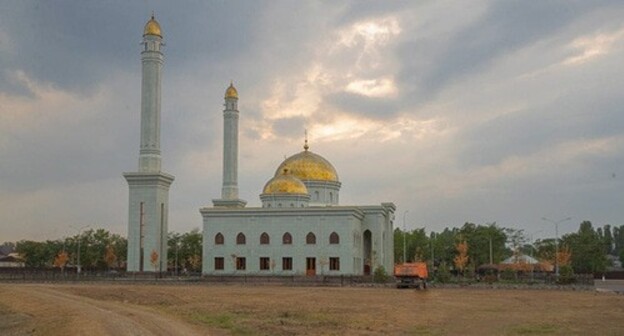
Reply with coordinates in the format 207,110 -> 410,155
304,129 -> 309,151
225,81 -> 238,99
143,12 -> 162,37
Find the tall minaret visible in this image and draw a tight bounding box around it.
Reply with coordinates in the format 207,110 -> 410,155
213,83 -> 246,208
123,14 -> 174,272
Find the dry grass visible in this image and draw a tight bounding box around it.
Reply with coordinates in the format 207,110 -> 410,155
66,284 -> 624,335
2,283 -> 623,335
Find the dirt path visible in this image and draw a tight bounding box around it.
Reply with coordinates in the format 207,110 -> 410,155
0,284 -> 204,336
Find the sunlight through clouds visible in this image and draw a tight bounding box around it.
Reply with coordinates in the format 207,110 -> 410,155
563,27 -> 624,66
258,15 -> 404,141
345,77 -> 398,98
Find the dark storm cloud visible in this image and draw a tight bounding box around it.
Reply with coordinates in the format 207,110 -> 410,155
0,1 -> 260,94
397,1 -> 617,103
272,117 -> 306,138
457,71 -> 624,168
325,92 -> 400,120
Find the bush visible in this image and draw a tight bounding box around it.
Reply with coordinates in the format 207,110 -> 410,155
500,268 -> 516,281
483,274 -> 498,284
373,266 -> 389,283
436,262 -> 451,283
557,265 -> 576,285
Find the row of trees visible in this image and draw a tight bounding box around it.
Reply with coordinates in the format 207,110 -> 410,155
394,221 -> 623,275
9,221 -> 622,275
12,228 -> 203,272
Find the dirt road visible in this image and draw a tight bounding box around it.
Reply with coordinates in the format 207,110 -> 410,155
0,284 -> 204,336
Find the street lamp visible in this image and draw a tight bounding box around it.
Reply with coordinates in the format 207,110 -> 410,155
70,225 -> 90,274
430,232 -> 435,270
175,240 -> 180,276
541,217 -> 571,277
403,210 -> 408,263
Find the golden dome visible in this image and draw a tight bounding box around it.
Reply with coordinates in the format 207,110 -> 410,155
144,15 -> 162,37
275,145 -> 339,182
263,170 -> 308,194
225,82 -> 238,99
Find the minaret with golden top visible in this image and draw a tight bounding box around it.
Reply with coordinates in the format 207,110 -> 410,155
124,14 -> 174,272
213,82 -> 247,208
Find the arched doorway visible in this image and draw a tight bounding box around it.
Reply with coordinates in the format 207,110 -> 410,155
363,230 -> 372,275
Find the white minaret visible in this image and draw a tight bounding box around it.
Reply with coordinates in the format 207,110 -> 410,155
213,83 -> 246,208
123,15 -> 174,272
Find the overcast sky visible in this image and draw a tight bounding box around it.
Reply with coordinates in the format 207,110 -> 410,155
1,1 -> 623,243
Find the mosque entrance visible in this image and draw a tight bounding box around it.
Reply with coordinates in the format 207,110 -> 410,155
306,257 -> 316,276
363,230 -> 372,275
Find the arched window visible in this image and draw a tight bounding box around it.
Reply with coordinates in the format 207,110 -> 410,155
236,232 -> 246,245
306,232 -> 316,245
215,232 -> 224,245
314,191 -> 319,200
260,232 -> 270,245
329,232 -> 339,244
282,232 -> 292,245
329,192 -> 333,203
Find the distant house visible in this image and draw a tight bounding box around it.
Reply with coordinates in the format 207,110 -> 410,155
499,254 -> 553,272
0,254 -> 25,268
0,244 -> 14,257
0,244 -> 24,268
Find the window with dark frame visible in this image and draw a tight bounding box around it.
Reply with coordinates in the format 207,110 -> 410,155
236,232 -> 246,245
260,232 -> 270,245
329,232 -> 339,244
282,257 -> 293,270
214,257 -> 224,270
259,257 -> 270,270
215,232 -> 224,245
329,257 -> 340,271
236,257 -> 246,270
306,232 -> 316,244
282,232 -> 292,245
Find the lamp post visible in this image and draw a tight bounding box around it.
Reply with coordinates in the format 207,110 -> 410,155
70,225 -> 90,275
541,217 -> 571,277
403,210 -> 408,263
430,232 -> 435,271
175,240 -> 180,276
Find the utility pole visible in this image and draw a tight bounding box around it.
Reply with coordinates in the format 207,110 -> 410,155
403,210 -> 408,263
430,232 -> 435,270
542,217 -> 571,277
70,225 -> 90,274
489,236 -> 493,265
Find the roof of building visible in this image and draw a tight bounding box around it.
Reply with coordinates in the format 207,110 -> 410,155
144,14 -> 162,37
501,254 -> 539,265
225,82 -> 238,99
262,169 -> 308,194
275,142 -> 339,182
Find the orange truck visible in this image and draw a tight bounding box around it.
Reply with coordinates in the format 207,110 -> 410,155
394,262 -> 428,289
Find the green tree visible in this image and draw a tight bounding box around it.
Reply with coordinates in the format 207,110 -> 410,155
562,221 -> 607,274
170,228 -> 203,272
458,223 -> 507,266
602,224 -> 614,255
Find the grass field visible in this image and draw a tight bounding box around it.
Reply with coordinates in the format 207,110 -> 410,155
1,283 -> 623,335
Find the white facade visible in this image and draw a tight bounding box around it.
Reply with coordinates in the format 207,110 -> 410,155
124,16 -> 174,272
201,205 -> 395,276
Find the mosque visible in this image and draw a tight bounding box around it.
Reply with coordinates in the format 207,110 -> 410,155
125,15 -> 396,276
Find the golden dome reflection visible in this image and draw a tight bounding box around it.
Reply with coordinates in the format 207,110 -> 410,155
263,170 -> 308,194
144,15 -> 162,37
225,82 -> 238,99
275,148 -> 339,182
